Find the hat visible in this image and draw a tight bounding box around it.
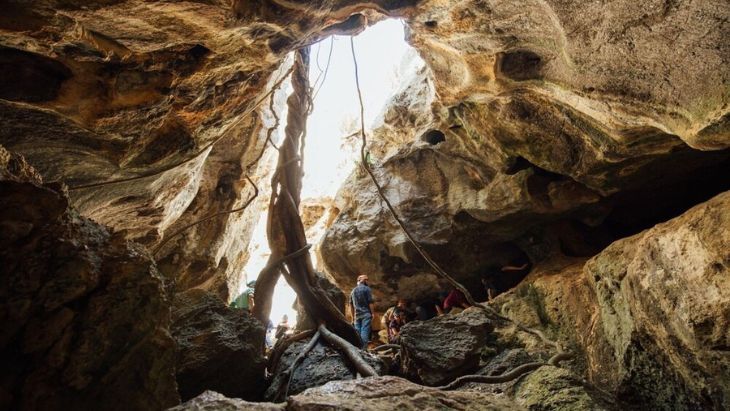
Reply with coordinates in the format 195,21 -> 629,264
357,274 -> 369,283
247,280 -> 257,287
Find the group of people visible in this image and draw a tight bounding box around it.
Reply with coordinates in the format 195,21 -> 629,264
349,261 -> 529,348
230,261 -> 530,350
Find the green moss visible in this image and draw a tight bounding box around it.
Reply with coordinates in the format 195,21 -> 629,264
514,283 -> 550,327
515,367 -> 612,410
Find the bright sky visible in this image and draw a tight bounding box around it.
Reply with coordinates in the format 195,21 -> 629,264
240,19 -> 419,327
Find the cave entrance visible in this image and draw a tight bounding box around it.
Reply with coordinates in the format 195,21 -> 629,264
239,19 -> 418,336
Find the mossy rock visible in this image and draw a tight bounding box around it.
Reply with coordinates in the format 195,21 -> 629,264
514,366 -> 615,410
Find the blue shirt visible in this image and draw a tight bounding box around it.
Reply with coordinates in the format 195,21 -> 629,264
350,283 -> 373,318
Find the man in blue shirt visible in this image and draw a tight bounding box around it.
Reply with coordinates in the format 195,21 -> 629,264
349,274 -> 374,349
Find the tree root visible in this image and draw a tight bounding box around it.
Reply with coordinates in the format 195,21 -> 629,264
268,329 -> 316,374
371,344 -> 400,352
261,47 -> 362,347
318,324 -> 378,378
253,244 -> 312,323
275,330 -> 321,401
435,351 -> 574,390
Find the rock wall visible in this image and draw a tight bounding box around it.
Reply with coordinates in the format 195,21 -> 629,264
584,190 -> 730,409
0,0 -> 728,409
321,0 -> 730,308
492,191 -> 730,410
0,147 -> 178,410
1,0 -> 726,306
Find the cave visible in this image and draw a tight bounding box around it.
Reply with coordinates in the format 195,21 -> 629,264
1,1 -> 729,411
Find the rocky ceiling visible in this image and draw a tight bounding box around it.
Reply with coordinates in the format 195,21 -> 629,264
1,0 -> 728,305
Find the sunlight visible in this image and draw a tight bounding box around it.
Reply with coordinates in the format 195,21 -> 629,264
238,19 -> 419,329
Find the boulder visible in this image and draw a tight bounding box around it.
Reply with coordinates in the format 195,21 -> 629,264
0,154 -> 178,410
514,366 -> 616,410
584,191 -> 730,409
265,338 -> 384,400
488,192 -> 730,409
399,307 -> 496,385
171,289 -> 266,402
169,390 -> 284,411
288,376 -> 520,410
181,377 -> 521,410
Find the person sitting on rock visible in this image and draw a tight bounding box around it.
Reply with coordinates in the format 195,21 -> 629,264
383,299 -> 409,342
349,274 -> 374,349
387,305 -> 408,343
230,280 -> 256,312
443,288 -> 470,313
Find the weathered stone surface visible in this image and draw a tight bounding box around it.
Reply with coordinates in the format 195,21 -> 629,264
0,0 -> 295,300
265,338 -> 384,400
400,307 -> 496,386
170,390 -> 284,411
0,158 -> 178,410
0,145 -> 42,184
490,192 -> 730,410
320,0 -> 730,310
172,289 -> 266,402
514,366 -> 616,411
288,376 -> 521,410
3,0 -> 727,313
584,191 -> 730,410
1,1 -> 729,408
178,377 -> 522,410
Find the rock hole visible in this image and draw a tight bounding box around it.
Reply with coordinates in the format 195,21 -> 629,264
0,46 -> 72,102
497,50 -> 544,81
424,20 -> 438,28
504,156 -> 532,175
188,44 -> 210,60
420,129 -> 446,145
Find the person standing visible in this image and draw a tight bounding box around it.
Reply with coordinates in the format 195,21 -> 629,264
230,280 -> 256,312
349,274 -> 374,349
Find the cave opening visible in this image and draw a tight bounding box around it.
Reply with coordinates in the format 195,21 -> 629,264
238,19 -> 421,335
557,150 -> 730,257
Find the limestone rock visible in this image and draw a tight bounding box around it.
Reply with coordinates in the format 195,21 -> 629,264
288,376 -> 521,410
490,192 -> 730,409
400,307 -> 496,386
179,377 -> 521,410
320,0 -> 730,311
265,339 -> 384,400
514,366 -> 616,411
0,169 -> 178,410
0,145 -> 42,184
171,289 -> 266,402
170,390 -> 284,411
585,191 -> 730,409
